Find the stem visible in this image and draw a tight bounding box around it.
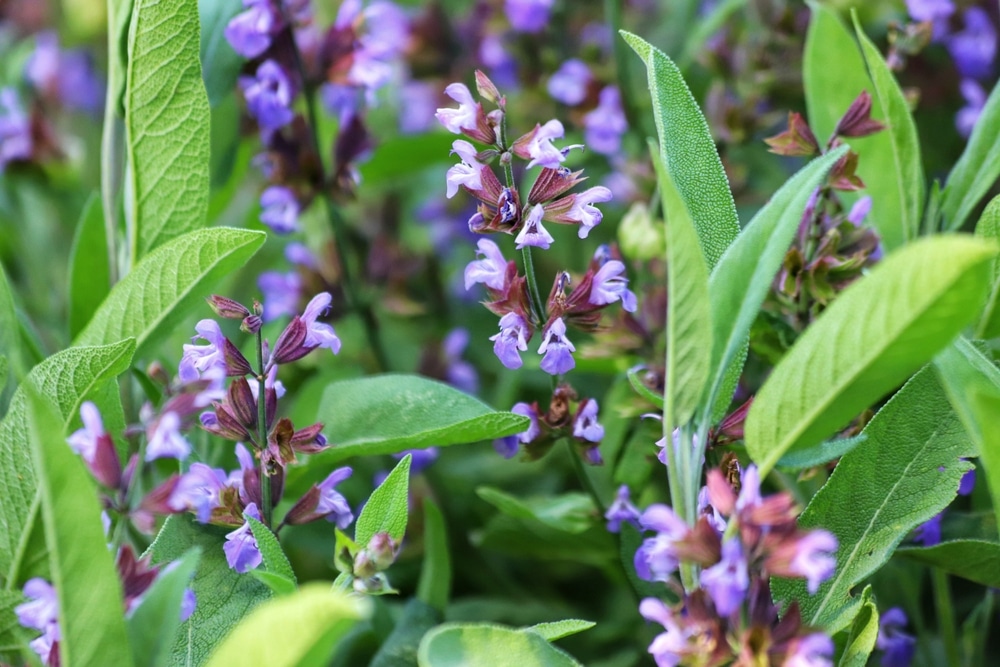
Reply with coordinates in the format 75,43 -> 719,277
565,439 -> 605,515
932,568 -> 961,667
520,246 -> 547,324
255,330 -> 273,528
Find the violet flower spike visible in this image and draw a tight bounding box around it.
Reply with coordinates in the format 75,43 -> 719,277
573,399 -> 604,443
525,119 -> 567,169
605,485 -> 640,533
634,504 -> 689,582
146,411 -> 192,461
590,259 -> 638,312
435,83 -> 479,134
301,292 -> 342,354
66,401 -> 105,463
259,186 -> 300,234
179,319 -> 228,382
699,538 -> 749,616
570,186 -> 613,239
514,204 -> 555,250
538,317 -> 575,375
224,503 -> 264,573
490,312 -> 530,369
446,139 -> 484,198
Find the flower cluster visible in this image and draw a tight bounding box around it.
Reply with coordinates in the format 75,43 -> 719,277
494,384 -> 606,465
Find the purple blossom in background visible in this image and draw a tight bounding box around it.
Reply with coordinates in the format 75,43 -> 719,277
259,186 -> 300,234
446,139 -> 484,198
16,578 -> 60,665
914,512 -> 942,546
490,312 -> 530,369
322,82 -> 359,120
605,485 -> 640,533
847,196 -> 872,226
570,186 -> 613,238
493,434 -> 519,458
224,503 -> 264,573
179,319 -> 228,382
0,88 -> 33,170
547,59 -> 591,105
538,317 -> 575,375
225,0 -> 278,59
635,504 -> 689,581
435,83 -> 478,134
394,447 -> 439,474
301,292 -> 342,354
479,33 -> 519,89
465,238 -> 507,291
515,204 -> 555,250
638,597 -> 688,667
511,402 -> 541,443
316,467 -> 354,528
505,0 -> 554,33
25,32 -> 103,113
697,486 -> 727,534
584,86 -> 627,155
240,60 -> 295,132
398,81 -> 438,134
590,259 -> 638,312
180,589 -> 197,622
947,8 -> 996,80
524,120 -> 567,169
906,0 -> 954,23
145,411 -> 191,461
258,270 -> 303,322
66,401 -> 105,463
876,607 -> 916,667
442,328 -> 479,393
786,633 -> 834,667
959,467 -> 976,495
700,538 -> 749,616
735,465 -> 762,512
956,78 -> 985,137
350,2 -> 409,104
573,399 -> 604,443
285,242 -> 317,269
169,462 -> 228,523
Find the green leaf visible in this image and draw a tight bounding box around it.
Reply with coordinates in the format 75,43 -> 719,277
127,548 -> 201,667
199,0 -> 244,108
67,194 -> 112,339
359,133 -> 456,183
707,147 -> 847,419
970,391 -> 1000,535
370,598 -> 442,667
126,0 -> 212,258
0,264 -> 23,404
621,31 -> 739,269
417,623 -> 583,667
74,228 -> 265,356
624,366 -> 663,408
27,386 -> 134,667
745,235 -> 996,476
416,498 -> 451,612
309,374 -> 528,468
476,488 -> 596,535
204,583 -> 368,667
146,515 -> 272,666
974,195 -> 1000,337
106,0 -> 134,115
897,540 -> 1000,588
852,11 -> 924,245
0,339 -> 136,587
0,589 -> 29,655
776,434 -> 866,471
247,517 -> 296,584
771,369 -> 975,628
837,586 -> 878,667
248,570 -> 297,597
356,454 -> 412,549
942,80 -> 1000,231
525,620 -> 595,642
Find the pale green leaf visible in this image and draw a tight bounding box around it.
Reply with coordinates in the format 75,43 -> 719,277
249,571 -> 297,597
370,598 -> 442,667
745,236 -> 996,476
525,620 -> 595,642
776,434 -> 866,471
897,539 -> 1000,588
418,623 -> 583,667
199,0 -> 244,107
974,195 -> 1000,337
356,455 -> 411,548
416,498 -> 451,613
970,391 -> 1000,536
67,194 -> 111,339
247,517 -> 296,584
942,80 -> 1000,231
476,488 -> 596,535
127,548 -> 201,667
837,586 -> 878,667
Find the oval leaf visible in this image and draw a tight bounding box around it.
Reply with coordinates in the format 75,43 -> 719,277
67,195 -> 112,339
356,454 -> 412,548
247,517 -> 296,584
418,623 -> 583,667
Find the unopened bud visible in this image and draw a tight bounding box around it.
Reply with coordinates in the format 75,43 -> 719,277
208,295 -> 251,319
241,315 -> 262,334
474,70 -> 501,105
618,202 -> 665,261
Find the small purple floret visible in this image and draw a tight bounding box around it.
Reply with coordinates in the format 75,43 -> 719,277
590,259 -> 638,312
259,186 -> 300,234
514,204 -> 555,250
145,411 -> 192,461
700,539 -> 749,616
240,60 -> 295,131
66,401 -> 105,463
224,503 -> 264,573
301,292 -> 342,354
547,59 -> 591,105
490,312 -> 530,369
538,317 -> 575,375
584,86 -> 627,156
605,485 -> 640,533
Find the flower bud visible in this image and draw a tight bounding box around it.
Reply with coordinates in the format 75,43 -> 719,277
208,295 -> 251,319
474,69 -> 501,105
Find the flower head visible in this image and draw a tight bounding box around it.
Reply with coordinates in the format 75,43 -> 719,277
224,0 -> 279,58
547,59 -> 591,105
605,485 -> 640,533
638,597 -> 691,667
699,539 -> 749,616
301,293 -> 342,354
590,259 -> 637,312
568,186 -> 612,238
538,317 -> 575,375
258,271 -> 303,323
511,402 -> 541,444
435,83 -> 479,134
66,401 -> 106,463
514,204 -> 555,250
876,608 -> 916,667
573,398 -> 604,443
446,139 -> 484,198
239,60 -> 295,131
635,504 -> 689,581
169,463 -> 228,523
179,320 -> 228,382
947,8 -> 996,80
145,411 -> 192,461
521,120 -> 567,170
490,312 -> 530,369
505,0 -> 554,33
317,467 -> 354,528
584,86 -> 627,156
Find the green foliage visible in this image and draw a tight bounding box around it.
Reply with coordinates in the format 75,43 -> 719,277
417,623 -> 583,667
836,586 -> 878,667
249,571 -> 297,597
370,598 -> 443,667
942,77 -> 1000,231
67,195 -> 111,339
204,584 -> 368,667
745,236 -> 996,476
525,620 -> 595,642
126,0 -> 211,258
198,0 -> 244,108
0,264 -> 21,407
356,454 -> 412,548
127,548 -> 201,667
898,540 -> 1000,588
771,369 -> 975,629
775,434 -> 866,471
27,386 -> 134,667
73,228 -> 265,356
476,488 -> 596,534
247,517 -> 297,584
974,195 -> 1000,337
416,498 -> 451,612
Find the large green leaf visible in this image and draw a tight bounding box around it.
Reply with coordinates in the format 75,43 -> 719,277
897,540 -> 1000,588
199,0 -> 244,108
837,586 -> 878,667
941,80 -> 1000,231
771,369 -> 975,628
417,623 -> 583,667
853,12 -> 923,245
205,584 -> 368,667
974,195 -> 1000,337
67,195 -> 112,339
127,548 -> 201,667
27,387 -> 134,667
356,455 -> 412,549
745,236 -> 996,476
74,227 -> 265,356
146,515 -> 272,667
621,31 -> 739,269
126,0 -> 211,258
0,339 -> 136,586
416,498 -> 451,612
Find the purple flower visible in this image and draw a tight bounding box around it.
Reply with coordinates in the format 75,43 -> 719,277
638,597 -> 690,667
317,467 -> 354,529
25,32 -> 103,113
0,88 -> 33,170
584,86 -> 627,156
435,83 -> 478,134
66,401 -> 105,463
605,485 -> 640,533
915,512 -> 942,546
179,319 -> 228,382
511,402 -> 541,443
16,578 -> 60,665
956,79 -> 986,137
348,2 -> 409,104
259,186 -> 300,234
505,0 -> 554,33
735,465 -> 762,512
847,196 -> 873,226
146,411 -> 191,461
169,463 -> 228,523
524,120 -> 566,169
398,81 -> 438,134
258,271 -> 303,323
227,442 -> 257,500
179,589 -> 197,622
590,259 -> 638,312
394,447 -> 438,474
906,0 -> 954,23
699,539 -> 749,616
635,504 -> 689,582
785,633 -> 834,667
947,8 -> 996,80
225,0 -> 279,59
573,399 -> 604,443
446,140 -> 484,198
479,33 -> 518,89
547,59 -> 591,105
442,328 -> 478,393
538,317 -> 575,375
301,292 -> 342,354
959,467 -> 976,495
569,186 -> 613,238
697,486 -> 727,534
493,435 -> 519,458
876,608 -> 916,667
465,239 -> 508,291
224,503 -> 264,573
790,530 -> 838,594
515,204 -> 555,250
239,60 -> 295,131
285,242 -> 317,269
490,312 -> 530,369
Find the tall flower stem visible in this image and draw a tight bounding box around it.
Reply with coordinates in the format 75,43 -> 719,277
255,330 -> 273,528
565,439 -> 605,516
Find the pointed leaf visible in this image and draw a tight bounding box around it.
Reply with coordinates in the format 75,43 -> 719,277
942,80 -> 1000,231
416,498 -> 451,612
127,548 -> 201,667
837,586 -> 878,667
966,388 -> 1000,535
248,571 -> 296,597
476,488 -> 596,535
247,517 -> 296,584
526,620 -> 595,642
898,540 -> 1000,588
974,195 -> 1000,337
418,623 -> 583,667
356,454 -> 412,548
746,236 -> 996,476
198,0 -> 244,108
67,194 -> 112,339
776,434 -> 866,471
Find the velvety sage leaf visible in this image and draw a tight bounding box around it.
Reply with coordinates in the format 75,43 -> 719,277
897,540 -> 1000,588
356,455 -> 412,549
621,31 -> 739,268
370,598 -> 442,667
776,434 -> 866,471
248,571 -> 297,597
771,369 -> 975,628
126,0 -> 211,257
416,498 -> 451,612
942,80 -> 1000,231
837,586 -> 878,667
127,548 -> 201,667
312,374 -> 528,467
417,623 -> 583,667
708,147 -> 847,420
476,488 -> 596,535
853,12 -> 923,245
803,2 -> 906,249
247,517 -> 296,584
74,228 -> 265,356
526,620 -> 595,642
27,386 -> 135,667
146,514 -> 271,667
745,236 -> 996,476
204,583 -> 368,667
0,589 -> 28,656
199,0 -> 243,107
68,194 -> 111,339
974,195 -> 1000,337
0,338 -> 135,586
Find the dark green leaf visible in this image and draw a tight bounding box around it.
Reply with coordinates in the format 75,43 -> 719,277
525,620 -> 595,642
67,194 -> 112,340
370,598 -> 442,667
974,195 -> 1000,337
247,517 -> 296,584
356,455 -> 412,549
837,586 -> 878,667
199,0 -> 244,107
942,80 -> 1000,231
476,488 -> 596,535
416,498 -> 451,612
127,548 -> 201,667
417,623 -> 583,667
897,540 -> 1000,588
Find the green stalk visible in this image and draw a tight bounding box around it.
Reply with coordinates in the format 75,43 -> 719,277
255,329 -> 272,528
932,568 -> 961,667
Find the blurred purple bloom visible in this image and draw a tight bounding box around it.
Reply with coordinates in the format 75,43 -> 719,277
394,447 -> 439,474
25,32 -> 103,113
169,463 -> 228,523
180,589 -> 197,622
905,0 -> 954,23
700,539 -> 749,616
479,33 -> 518,89
956,79 -> 986,137
442,328 -> 478,393
790,530 -> 838,594
959,467 -> 976,495
66,401 -> 105,463
538,317 -> 575,375
638,597 -> 688,667
697,486 -> 727,534
227,442 -> 257,499
786,633 -> 834,667
524,119 -> 566,169
317,467 -> 354,528
446,139 -> 483,198
349,2 -> 409,104
465,238 -> 508,291
301,292 -> 342,354
493,434 -> 518,458
224,503 -> 264,573
736,465 -> 762,512
146,411 -> 191,461
877,607 -> 916,667
322,82 -> 359,120
915,512 -> 942,546
547,59 -> 591,105
436,83 -> 478,134
490,312 -> 530,369
515,204 -> 555,250
573,399 -> 604,443
605,485 -> 640,533
635,504 -> 689,582
258,270 -> 303,322
398,81 -> 438,134
259,186 -> 300,234
505,0 -> 554,33
225,0 -> 278,58
590,259 -> 638,312
947,8 -> 996,80
285,242 -> 317,269
511,402 -> 541,444
240,60 -> 295,131
179,319 -> 228,382
16,578 -> 60,665
847,196 -> 873,226
570,186 -> 613,238
584,86 -> 627,155
0,88 -> 33,170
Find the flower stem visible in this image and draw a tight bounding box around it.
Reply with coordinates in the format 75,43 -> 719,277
521,246 -> 547,325
255,329 -> 272,528
565,439 -> 605,516
932,567 -> 961,667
